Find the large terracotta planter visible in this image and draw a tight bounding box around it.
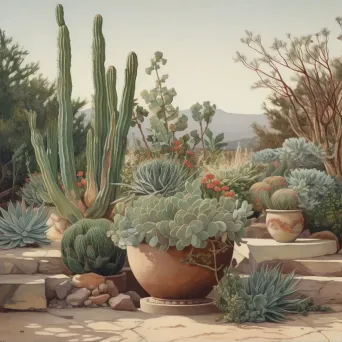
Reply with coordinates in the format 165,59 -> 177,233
127,242 -> 233,299
266,209 -> 304,243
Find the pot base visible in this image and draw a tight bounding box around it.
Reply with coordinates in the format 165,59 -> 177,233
140,297 -> 219,315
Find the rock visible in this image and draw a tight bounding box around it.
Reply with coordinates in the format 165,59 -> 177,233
92,287 -> 100,296
84,299 -> 92,307
72,273 -> 105,290
91,304 -> 98,308
109,294 -> 136,311
55,279 -> 73,300
99,283 -> 108,294
66,288 -> 91,307
67,304 -> 73,309
49,298 -> 58,305
45,274 -> 70,300
310,231 -> 340,251
46,211 -> 71,241
125,291 -> 141,308
89,294 -> 110,305
101,303 -> 108,307
106,280 -> 119,297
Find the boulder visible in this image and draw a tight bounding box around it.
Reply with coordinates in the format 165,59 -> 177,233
125,291 -> 141,308
55,279 -> 73,300
109,294 -> 136,311
106,280 -> 119,297
89,294 -> 110,305
71,273 -> 105,290
66,288 -> 91,307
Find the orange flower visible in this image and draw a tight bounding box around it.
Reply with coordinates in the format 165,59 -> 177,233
221,185 -> 230,191
224,191 -> 235,198
207,183 -> 215,189
81,178 -> 87,185
214,186 -> 221,192
201,177 -> 207,184
61,185 -> 65,191
174,140 -> 181,146
186,150 -> 195,156
206,174 -> 215,180
76,182 -> 83,188
213,179 -> 221,186
77,171 -> 84,177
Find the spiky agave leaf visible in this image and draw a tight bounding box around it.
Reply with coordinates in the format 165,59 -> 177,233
0,202 -> 51,249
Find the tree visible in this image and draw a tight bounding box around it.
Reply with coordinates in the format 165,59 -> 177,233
236,22 -> 342,176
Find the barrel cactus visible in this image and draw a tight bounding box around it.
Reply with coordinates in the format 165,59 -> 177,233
61,218 -> 126,275
0,202 -> 51,249
270,188 -> 299,210
108,179 -> 254,251
26,4 -> 138,224
263,176 -> 288,192
248,182 -> 272,212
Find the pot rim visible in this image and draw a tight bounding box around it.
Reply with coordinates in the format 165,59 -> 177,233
266,209 -> 302,214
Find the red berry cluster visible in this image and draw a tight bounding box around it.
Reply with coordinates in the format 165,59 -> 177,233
201,174 -> 236,198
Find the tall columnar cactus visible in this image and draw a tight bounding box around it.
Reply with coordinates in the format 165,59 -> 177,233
27,4 -> 138,223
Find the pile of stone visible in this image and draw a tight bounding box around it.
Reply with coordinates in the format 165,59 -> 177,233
46,272 -> 140,310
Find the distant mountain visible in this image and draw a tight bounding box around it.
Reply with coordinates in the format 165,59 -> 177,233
81,108 -> 268,150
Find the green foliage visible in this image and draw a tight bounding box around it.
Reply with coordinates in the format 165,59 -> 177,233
116,158 -> 193,198
251,138 -> 326,176
215,266 -> 308,323
20,173 -> 52,206
0,202 -> 51,249
108,179 -> 253,251
308,182 -> 342,236
27,4 -> 138,222
285,169 -> 335,212
61,218 -> 126,276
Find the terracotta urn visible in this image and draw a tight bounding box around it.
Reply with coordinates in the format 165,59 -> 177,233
266,209 -> 304,243
127,242 -> 233,299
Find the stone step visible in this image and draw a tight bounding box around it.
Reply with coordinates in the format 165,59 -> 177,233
0,241 -> 64,275
233,238 -> 338,275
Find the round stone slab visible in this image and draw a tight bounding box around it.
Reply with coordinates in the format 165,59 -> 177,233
140,297 -> 220,315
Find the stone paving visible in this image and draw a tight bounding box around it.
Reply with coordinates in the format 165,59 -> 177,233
1,305 -> 342,342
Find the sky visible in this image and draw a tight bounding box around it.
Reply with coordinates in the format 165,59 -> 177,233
1,0 -> 342,114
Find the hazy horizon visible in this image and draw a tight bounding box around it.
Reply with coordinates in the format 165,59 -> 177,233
2,0 -> 342,115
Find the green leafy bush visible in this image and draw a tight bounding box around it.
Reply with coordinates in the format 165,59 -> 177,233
215,265 -> 308,323
108,179 -> 253,251
0,202 -> 51,249
61,218 -> 126,276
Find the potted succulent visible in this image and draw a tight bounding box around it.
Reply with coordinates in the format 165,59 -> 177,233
249,176 -> 304,243
61,218 -> 127,292
108,179 -> 253,300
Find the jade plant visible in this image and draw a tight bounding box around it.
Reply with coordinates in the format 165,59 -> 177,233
108,178 -> 253,281
26,4 -> 138,224
0,202 -> 51,249
214,265 -> 312,323
61,218 -> 126,276
249,176 -> 301,211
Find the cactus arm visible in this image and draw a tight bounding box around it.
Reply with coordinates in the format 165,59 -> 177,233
86,53 -> 138,218
56,5 -> 83,208
93,15 -> 109,184
46,116 -> 58,181
84,129 -> 98,207
27,111 -> 83,223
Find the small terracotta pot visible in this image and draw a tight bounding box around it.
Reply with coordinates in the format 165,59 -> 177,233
266,209 -> 304,243
127,242 -> 233,300
105,271 -> 127,293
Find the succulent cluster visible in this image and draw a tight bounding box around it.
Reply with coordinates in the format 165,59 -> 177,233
61,218 -> 126,276
249,176 -> 300,211
108,179 -> 253,251
0,202 -> 51,249
215,265 -> 308,323
117,158 -> 193,199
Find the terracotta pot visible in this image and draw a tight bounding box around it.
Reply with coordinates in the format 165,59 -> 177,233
266,209 -> 304,243
122,266 -> 150,298
105,271 -> 127,293
127,242 -> 233,299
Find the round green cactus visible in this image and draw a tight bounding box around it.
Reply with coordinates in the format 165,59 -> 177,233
61,218 -> 126,275
248,181 -> 273,212
263,176 -> 288,193
270,188 -> 299,210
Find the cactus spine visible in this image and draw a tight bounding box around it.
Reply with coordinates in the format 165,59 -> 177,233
27,4 -> 138,223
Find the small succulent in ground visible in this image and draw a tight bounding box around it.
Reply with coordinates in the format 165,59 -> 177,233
115,158 -> 194,198
61,218 -> 126,276
108,178 -> 253,251
0,202 -> 51,249
214,265 -> 309,323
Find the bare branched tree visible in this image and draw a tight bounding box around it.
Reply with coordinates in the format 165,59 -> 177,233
236,20 -> 342,176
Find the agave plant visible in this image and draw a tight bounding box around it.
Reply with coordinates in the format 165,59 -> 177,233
215,265 -> 308,323
108,178 -> 253,251
115,158 -> 193,198
0,202 -> 51,249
